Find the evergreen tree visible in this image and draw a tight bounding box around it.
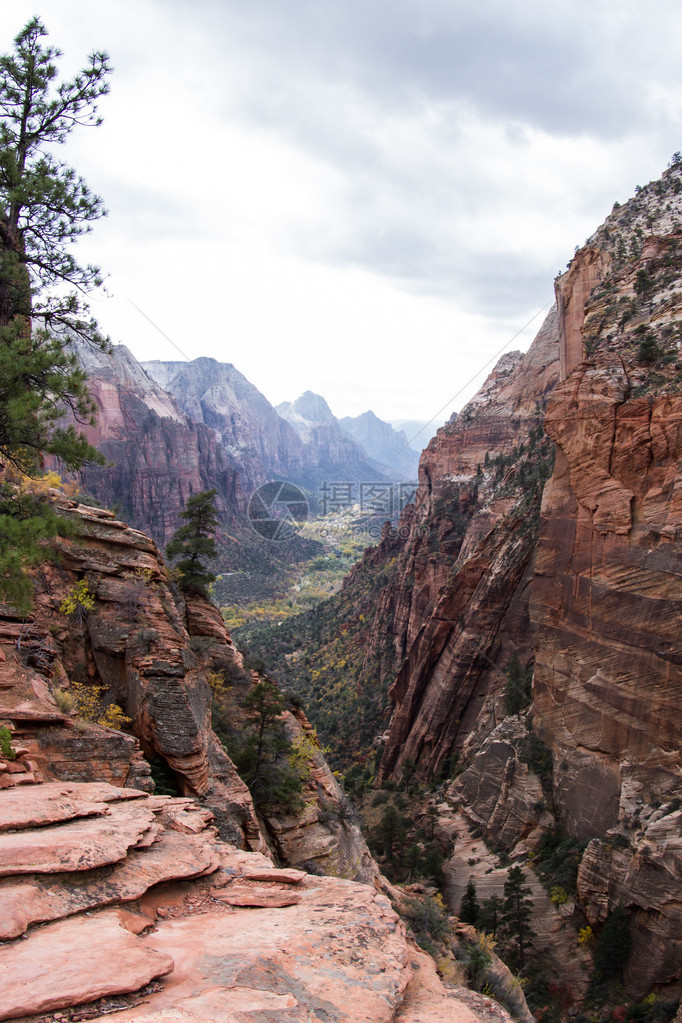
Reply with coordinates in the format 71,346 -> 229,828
0,19 -> 111,606
0,17 -> 111,345
422,844 -> 446,890
593,904 -> 631,979
379,803 -> 405,862
479,894 -> 503,938
500,865 -> 535,969
404,843 -> 421,875
460,877 -> 480,924
166,489 -> 218,596
232,679 -> 301,811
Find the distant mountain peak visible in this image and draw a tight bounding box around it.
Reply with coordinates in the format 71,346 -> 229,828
280,391 -> 335,425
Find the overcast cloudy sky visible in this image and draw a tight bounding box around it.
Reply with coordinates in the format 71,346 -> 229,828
2,1 -> 682,423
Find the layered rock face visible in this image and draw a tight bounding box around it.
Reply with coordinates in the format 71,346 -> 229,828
0,494 -> 376,879
0,497 -> 262,849
73,343 -> 243,546
371,164 -> 682,996
529,165 -> 682,993
143,357 -> 307,494
378,307 -> 560,783
0,779 -> 499,1023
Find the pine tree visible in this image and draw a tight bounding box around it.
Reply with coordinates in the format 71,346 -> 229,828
479,894 -> 503,937
379,804 -> 405,862
593,904 -> 631,979
0,19 -> 111,606
0,17 -> 111,346
422,844 -> 446,890
460,877 -> 480,925
500,865 -> 535,969
231,679 -> 301,811
165,489 -> 218,596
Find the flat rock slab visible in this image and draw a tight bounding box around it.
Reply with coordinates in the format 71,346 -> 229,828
0,781 -> 144,832
212,884 -> 302,908
241,867 -> 307,885
81,875 -> 413,1023
0,801 -> 157,877
0,911 -> 174,1021
0,829 -> 220,939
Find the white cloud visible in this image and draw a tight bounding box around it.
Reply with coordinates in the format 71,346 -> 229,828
2,0 -> 681,421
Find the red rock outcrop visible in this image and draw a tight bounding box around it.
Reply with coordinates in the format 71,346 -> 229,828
370,164 -> 682,998
528,167 -> 682,995
0,778 -> 502,1023
555,245 -> 611,378
377,308 -> 560,782
1,492 -> 379,884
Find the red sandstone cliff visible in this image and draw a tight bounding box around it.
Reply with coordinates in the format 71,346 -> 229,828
70,343 -> 244,547
378,307 -> 560,782
0,494 -> 376,882
275,163 -> 682,1003
371,162 -> 682,998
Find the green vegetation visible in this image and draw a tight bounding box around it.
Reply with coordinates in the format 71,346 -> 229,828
0,480 -> 76,608
503,652 -> 532,715
221,508 -> 377,627
0,724 -> 16,759
212,677 -> 303,813
519,730 -> 553,798
593,904 -> 631,980
0,18 -> 111,606
499,864 -> 535,969
533,826 -> 584,899
459,877 -> 480,925
166,488 -> 218,596
362,786 -> 449,890
400,892 -> 450,955
231,551 -> 400,772
478,894 -> 503,938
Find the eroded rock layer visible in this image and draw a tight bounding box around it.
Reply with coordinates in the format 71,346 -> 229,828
0,779 -> 497,1023
378,307 -> 560,782
0,495 -> 375,881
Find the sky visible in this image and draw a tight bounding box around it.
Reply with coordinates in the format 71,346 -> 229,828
2,1 -> 682,424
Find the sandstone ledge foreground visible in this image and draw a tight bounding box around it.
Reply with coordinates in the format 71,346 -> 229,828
0,781 -> 500,1023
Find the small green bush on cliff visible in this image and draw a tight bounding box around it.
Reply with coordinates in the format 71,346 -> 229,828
0,725 -> 16,759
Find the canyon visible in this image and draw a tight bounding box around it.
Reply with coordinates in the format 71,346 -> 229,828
0,496 -> 506,1022
241,161 -> 682,1010
4,163 -> 682,1020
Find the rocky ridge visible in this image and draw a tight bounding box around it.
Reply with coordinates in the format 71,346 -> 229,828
0,495 -> 374,879
340,409 -> 420,480
382,162 -> 682,998
0,779 -> 501,1023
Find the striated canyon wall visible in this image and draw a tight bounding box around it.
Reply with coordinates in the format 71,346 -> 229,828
378,306 -> 560,784
369,163 -> 682,997
72,343 -> 244,547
